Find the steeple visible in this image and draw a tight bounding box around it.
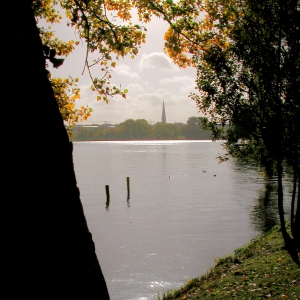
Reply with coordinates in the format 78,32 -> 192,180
162,100 -> 166,124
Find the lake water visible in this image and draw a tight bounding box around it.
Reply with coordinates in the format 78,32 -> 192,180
73,140 -> 289,300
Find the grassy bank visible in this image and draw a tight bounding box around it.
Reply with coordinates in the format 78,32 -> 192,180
158,224 -> 299,299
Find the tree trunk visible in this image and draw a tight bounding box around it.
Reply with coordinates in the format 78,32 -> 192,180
295,169 -> 300,249
5,1 -> 110,297
277,160 -> 300,266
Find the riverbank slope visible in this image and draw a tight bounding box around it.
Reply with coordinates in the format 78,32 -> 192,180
158,224 -> 299,299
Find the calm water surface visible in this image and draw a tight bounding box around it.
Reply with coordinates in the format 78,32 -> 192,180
73,140 -> 285,300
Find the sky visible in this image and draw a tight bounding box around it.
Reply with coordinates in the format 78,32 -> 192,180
45,9 -> 201,125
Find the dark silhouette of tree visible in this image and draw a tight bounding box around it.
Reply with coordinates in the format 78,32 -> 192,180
191,0 -> 300,264
6,1 -> 110,297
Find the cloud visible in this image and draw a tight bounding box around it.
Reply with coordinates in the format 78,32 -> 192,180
77,84 -> 95,104
139,52 -> 177,71
159,75 -> 195,86
114,64 -> 139,78
159,75 -> 196,95
127,83 -> 145,94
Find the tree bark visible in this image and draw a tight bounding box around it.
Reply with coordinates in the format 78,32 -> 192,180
5,1 -> 110,297
277,160 -> 300,266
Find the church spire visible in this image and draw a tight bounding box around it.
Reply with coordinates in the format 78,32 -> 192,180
162,100 -> 166,124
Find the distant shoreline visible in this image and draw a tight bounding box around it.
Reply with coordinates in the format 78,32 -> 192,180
71,138 -> 215,142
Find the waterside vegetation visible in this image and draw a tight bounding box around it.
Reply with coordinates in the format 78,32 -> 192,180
158,223 -> 300,300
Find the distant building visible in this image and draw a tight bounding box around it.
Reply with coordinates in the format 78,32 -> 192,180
162,100 -> 166,124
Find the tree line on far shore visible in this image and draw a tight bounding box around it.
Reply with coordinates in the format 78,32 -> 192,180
71,117 -> 212,141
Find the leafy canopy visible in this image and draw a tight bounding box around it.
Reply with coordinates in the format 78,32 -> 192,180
32,0 -> 158,130
32,0 -> 234,130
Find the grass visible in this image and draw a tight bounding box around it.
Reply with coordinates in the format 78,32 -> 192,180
157,224 -> 300,299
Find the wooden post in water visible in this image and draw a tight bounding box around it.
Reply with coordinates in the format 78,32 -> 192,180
105,185 -> 110,210
105,185 -> 110,199
126,177 -> 130,199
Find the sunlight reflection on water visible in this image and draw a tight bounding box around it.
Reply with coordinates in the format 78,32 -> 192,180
73,140 -> 286,300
